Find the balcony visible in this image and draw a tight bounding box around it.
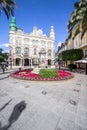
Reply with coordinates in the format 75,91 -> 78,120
24,53 -> 29,57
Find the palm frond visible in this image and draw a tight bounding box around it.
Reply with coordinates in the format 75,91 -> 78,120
67,0 -> 87,40
0,0 -> 17,19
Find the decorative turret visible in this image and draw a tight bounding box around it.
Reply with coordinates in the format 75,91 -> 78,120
9,17 -> 17,31
33,26 -> 38,35
49,26 -> 55,40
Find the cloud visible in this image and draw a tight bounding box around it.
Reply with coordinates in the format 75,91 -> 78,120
37,29 -> 43,34
0,43 -> 9,48
0,43 -> 9,52
37,29 -> 47,37
57,41 -> 62,47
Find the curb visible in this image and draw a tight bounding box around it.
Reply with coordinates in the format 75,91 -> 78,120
0,75 -> 10,80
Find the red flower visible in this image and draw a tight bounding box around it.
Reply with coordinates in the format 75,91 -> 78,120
12,69 -> 73,81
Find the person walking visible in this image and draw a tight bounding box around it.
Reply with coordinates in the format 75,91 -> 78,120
1,64 -> 6,73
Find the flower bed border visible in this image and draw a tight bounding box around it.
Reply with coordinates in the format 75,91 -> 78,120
10,70 -> 74,81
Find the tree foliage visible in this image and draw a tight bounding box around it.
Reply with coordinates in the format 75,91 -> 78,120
0,48 -> 8,62
62,49 -> 83,61
67,0 -> 87,39
68,64 -> 77,71
0,55 -> 4,62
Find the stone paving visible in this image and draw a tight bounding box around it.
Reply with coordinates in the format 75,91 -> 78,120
0,72 -> 87,130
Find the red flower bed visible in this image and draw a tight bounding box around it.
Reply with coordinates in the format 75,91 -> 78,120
11,69 -> 74,81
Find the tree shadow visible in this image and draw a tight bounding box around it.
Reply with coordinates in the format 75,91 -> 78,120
0,99 -> 13,112
0,100 -> 26,130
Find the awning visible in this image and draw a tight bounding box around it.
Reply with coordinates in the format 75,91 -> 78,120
75,59 -> 87,64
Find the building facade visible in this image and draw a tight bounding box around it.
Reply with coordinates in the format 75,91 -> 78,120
57,32 -> 87,59
9,17 -> 55,68
57,31 -> 87,68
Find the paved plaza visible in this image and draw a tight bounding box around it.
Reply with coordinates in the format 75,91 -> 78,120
0,71 -> 87,130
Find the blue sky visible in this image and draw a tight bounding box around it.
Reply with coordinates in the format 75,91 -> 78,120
0,0 -> 78,52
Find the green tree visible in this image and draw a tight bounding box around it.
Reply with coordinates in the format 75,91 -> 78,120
0,48 -> 8,63
0,48 -> 4,62
62,49 -> 83,62
0,48 -> 3,54
0,55 -> 4,62
67,0 -> 87,39
0,0 -> 17,19
62,49 -> 83,71
3,52 -> 9,60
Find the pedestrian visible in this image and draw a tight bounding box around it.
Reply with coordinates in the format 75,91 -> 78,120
1,64 -> 6,73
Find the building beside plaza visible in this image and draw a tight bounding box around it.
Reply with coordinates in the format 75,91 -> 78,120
9,17 -> 55,68
57,31 -> 87,69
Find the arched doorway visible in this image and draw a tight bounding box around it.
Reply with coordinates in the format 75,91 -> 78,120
16,58 -> 21,66
24,59 -> 29,66
48,59 -> 51,65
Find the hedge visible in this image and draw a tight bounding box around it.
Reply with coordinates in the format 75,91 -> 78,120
62,49 -> 83,61
68,64 -> 77,71
39,69 -> 58,78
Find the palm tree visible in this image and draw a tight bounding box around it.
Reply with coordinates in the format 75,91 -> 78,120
0,0 -> 17,19
67,0 -> 87,40
0,48 -> 3,54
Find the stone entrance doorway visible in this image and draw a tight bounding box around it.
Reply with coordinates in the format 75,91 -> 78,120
24,59 -> 29,66
48,59 -> 51,65
16,58 -> 21,66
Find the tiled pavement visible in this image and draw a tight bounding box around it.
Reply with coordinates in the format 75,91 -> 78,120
0,72 -> 87,130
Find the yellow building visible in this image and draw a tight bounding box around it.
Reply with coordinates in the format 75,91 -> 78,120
57,31 -> 87,70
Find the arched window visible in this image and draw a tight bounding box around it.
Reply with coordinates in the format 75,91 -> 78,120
48,49 -> 51,56
9,37 -> 13,43
32,39 -> 35,44
15,47 -> 21,54
24,48 -> 29,55
15,38 -> 22,44
36,40 -> 38,44
24,38 -> 29,43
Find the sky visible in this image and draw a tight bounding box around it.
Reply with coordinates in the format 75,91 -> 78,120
0,0 -> 78,52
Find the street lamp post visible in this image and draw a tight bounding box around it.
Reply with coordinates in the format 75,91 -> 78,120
9,53 -> 12,70
10,58 -> 12,69
58,58 -> 60,70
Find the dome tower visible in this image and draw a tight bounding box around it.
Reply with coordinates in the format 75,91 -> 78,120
9,17 -> 17,31
49,26 -> 55,41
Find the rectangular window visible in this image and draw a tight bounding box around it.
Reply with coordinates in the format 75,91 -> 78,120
85,50 -> 87,58
16,39 -> 18,44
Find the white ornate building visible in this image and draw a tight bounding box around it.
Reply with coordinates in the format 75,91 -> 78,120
9,17 -> 55,68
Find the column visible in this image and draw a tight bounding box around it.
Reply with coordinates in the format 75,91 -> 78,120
20,59 -> 22,66
22,59 -> 24,67
31,59 -> 32,66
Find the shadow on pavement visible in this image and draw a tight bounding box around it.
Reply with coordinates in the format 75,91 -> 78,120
0,100 -> 26,130
0,99 -> 13,112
